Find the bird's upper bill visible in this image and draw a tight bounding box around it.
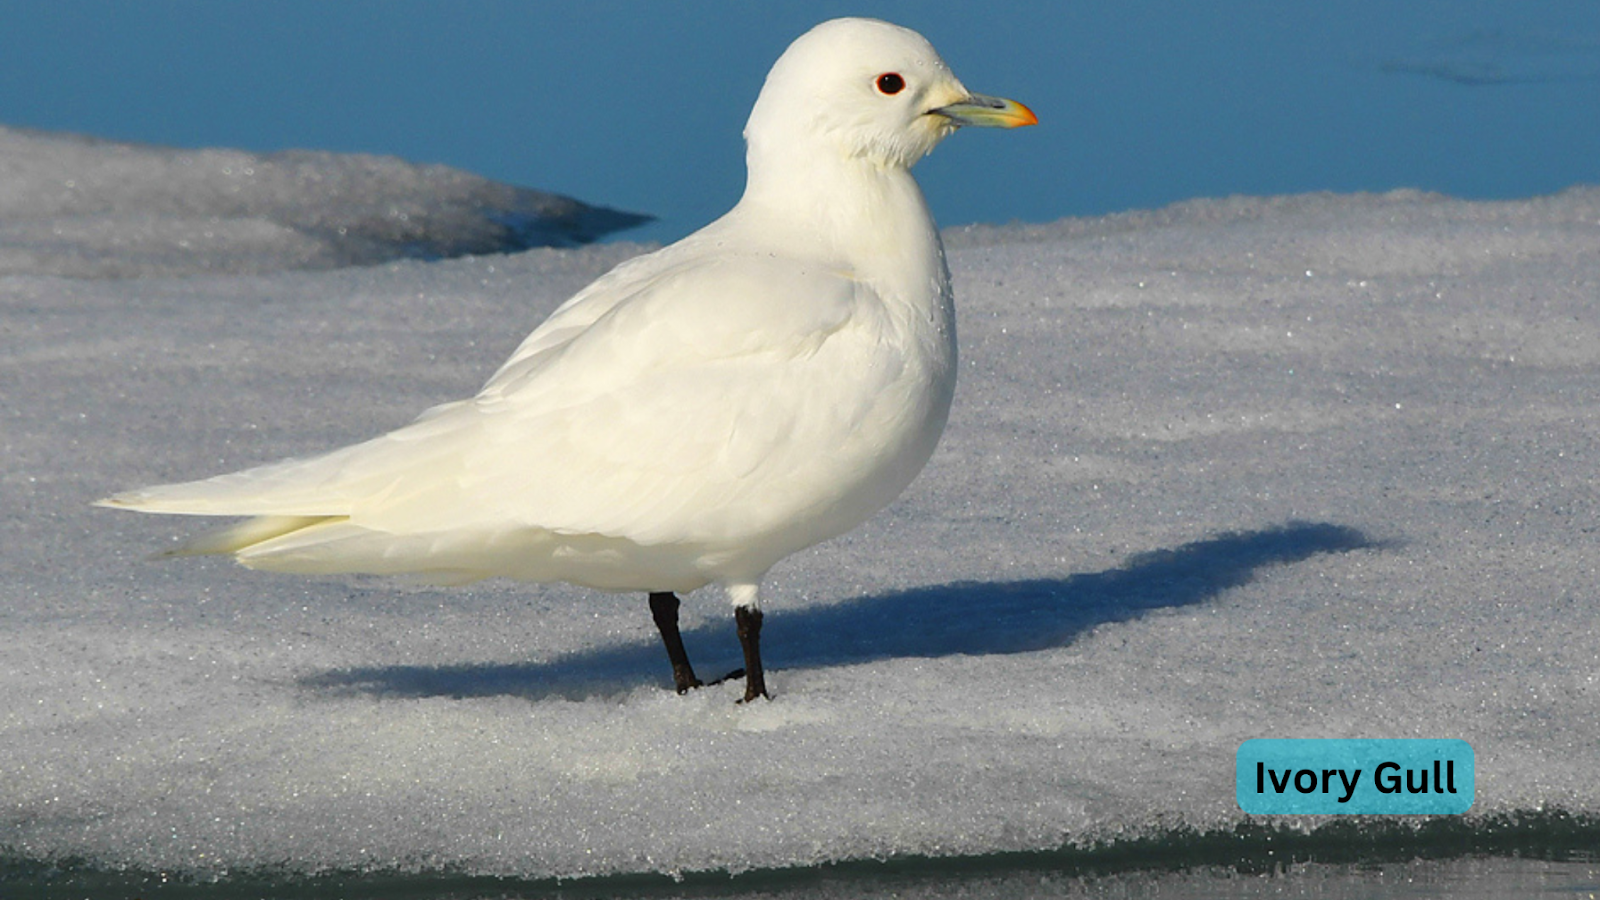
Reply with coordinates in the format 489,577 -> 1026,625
930,94 -> 1038,129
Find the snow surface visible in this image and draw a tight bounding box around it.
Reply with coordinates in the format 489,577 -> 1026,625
0,126 -> 648,279
2,144 -> 1598,882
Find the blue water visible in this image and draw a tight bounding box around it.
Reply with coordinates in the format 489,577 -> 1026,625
1,1 -> 1596,242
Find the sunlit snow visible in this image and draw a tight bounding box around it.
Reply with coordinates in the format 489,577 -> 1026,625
2,134 -> 1597,881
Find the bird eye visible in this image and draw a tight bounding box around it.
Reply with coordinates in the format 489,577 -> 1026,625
875,72 -> 906,95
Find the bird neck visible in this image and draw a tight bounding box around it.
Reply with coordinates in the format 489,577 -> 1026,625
736,152 -> 944,286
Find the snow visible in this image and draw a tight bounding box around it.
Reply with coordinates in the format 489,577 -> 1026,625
0,126 -> 648,279
2,132 -> 1598,883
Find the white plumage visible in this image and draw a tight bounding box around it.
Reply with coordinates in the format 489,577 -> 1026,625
98,17 -> 1035,700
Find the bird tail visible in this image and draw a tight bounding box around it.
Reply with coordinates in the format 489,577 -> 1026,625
156,514 -> 346,558
94,476 -> 348,559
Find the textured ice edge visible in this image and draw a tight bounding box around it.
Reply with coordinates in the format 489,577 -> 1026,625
4,809 -> 1597,896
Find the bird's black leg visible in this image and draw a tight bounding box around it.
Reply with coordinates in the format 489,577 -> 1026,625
648,591 -> 702,694
736,605 -> 770,702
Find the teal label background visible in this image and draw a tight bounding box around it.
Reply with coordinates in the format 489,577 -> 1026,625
1237,739 -> 1474,814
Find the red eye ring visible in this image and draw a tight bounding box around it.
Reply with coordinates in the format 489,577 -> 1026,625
875,72 -> 906,95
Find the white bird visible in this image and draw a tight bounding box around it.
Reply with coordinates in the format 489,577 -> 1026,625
97,17 -> 1036,702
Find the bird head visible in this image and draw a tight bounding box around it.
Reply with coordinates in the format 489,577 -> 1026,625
744,18 -> 1036,175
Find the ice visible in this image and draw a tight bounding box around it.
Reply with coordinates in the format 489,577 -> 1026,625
2,181 -> 1598,881
0,126 -> 649,279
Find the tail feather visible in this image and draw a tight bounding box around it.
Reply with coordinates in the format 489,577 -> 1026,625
161,515 -> 346,558
93,453 -> 357,517
93,401 -> 481,519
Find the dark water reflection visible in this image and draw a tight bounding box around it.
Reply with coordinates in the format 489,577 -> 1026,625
2,854 -> 1595,900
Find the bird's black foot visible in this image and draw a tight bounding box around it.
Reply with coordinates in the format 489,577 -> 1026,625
673,669 -> 705,695
736,605 -> 770,702
648,592 -> 702,694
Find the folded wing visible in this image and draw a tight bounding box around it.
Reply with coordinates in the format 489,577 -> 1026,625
99,251 -> 907,574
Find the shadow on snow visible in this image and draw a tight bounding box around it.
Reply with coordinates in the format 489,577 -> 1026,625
299,521 -> 1380,701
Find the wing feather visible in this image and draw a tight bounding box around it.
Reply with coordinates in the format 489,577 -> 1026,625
100,251 -> 907,559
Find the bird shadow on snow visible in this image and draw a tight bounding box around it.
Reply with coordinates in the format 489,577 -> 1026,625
299,521 -> 1381,702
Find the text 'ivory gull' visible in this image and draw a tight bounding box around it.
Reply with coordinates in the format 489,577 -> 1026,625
98,17 -> 1036,702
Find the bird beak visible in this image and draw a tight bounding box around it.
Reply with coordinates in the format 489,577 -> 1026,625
931,93 -> 1038,129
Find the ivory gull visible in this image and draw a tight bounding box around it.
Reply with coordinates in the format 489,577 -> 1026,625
98,17 -> 1036,702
